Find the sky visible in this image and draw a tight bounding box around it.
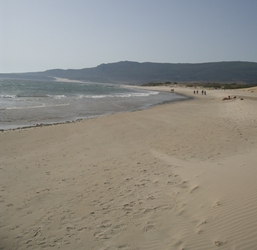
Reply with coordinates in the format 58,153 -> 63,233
1,0 -> 257,73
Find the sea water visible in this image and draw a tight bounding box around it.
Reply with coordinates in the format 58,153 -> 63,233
0,79 -> 187,130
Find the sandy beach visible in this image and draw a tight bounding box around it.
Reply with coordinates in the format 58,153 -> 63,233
1,86 -> 257,250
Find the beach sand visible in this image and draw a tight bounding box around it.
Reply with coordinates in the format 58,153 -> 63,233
1,86 -> 257,250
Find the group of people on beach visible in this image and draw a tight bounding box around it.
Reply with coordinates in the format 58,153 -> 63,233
194,90 -> 206,95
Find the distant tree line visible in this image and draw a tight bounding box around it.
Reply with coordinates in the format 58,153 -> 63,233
142,82 -> 255,89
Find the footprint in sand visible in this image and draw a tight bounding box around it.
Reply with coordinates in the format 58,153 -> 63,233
143,224 -> 156,232
117,244 -> 129,249
214,240 -> 226,246
213,201 -> 221,207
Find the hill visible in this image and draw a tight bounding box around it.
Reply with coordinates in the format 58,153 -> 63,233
1,61 -> 257,85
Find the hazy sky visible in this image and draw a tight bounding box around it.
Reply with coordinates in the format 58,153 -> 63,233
1,0 -> 257,73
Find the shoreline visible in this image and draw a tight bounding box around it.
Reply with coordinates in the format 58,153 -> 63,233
1,86 -> 257,249
2,83 -> 256,132
0,87 -> 189,132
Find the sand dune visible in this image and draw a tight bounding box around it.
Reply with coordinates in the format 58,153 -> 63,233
0,86 -> 257,249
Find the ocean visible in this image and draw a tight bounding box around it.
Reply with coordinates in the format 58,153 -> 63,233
0,79 -> 187,130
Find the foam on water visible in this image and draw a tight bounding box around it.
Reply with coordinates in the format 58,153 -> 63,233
0,79 -> 187,130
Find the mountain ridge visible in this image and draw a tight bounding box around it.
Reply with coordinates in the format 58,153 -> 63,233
1,61 -> 257,85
